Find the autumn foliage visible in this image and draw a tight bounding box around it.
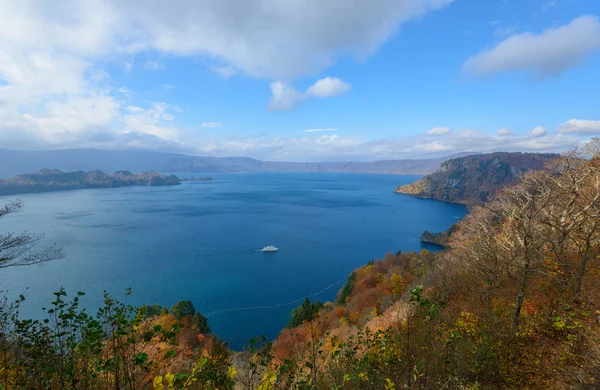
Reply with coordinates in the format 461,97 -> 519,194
259,140 -> 600,389
2,140 -> 600,389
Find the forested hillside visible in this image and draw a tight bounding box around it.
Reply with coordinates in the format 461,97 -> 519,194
258,142 -> 600,389
0,169 -> 181,195
1,141 -> 599,389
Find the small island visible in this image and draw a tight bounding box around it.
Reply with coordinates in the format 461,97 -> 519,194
0,169 -> 214,196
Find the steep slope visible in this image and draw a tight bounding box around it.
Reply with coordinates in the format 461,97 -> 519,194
395,152 -> 558,206
0,148 -> 475,177
263,150 -> 600,389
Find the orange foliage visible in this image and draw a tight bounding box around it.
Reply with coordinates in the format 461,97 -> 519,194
273,250 -> 437,358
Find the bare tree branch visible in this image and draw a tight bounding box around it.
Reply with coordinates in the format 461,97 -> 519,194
0,199 -> 64,268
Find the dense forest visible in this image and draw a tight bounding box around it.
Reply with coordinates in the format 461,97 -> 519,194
1,141 -> 599,389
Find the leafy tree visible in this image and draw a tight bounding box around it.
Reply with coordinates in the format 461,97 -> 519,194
169,300 -> 210,332
136,303 -> 167,320
287,298 -> 323,328
192,312 -> 211,334
335,271 -> 356,305
170,300 -> 196,320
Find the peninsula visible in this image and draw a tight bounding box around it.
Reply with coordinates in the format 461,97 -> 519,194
396,152 -> 559,248
395,152 -> 558,207
0,169 -> 212,196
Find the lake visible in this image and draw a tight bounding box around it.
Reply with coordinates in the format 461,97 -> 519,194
0,172 -> 466,350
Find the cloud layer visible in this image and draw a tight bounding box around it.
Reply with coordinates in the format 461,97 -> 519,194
304,128 -> 338,133
465,15 -> 600,78
188,125 -> 581,162
0,1 -> 594,163
0,0 -> 456,150
557,119 -> 600,134
425,127 -> 451,136
1,118 -> 587,162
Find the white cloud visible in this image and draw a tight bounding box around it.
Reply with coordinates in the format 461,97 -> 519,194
529,126 -> 547,137
0,0 -> 455,148
197,133 -> 363,161
163,84 -> 175,90
268,81 -> 306,111
305,77 -> 351,98
493,25 -> 517,37
304,128 -> 337,133
0,0 -> 589,161
123,102 -> 178,139
0,114 -> 585,161
143,60 -> 165,70
464,15 -> 600,78
0,99 -> 187,153
0,0 -> 455,81
118,88 -> 131,98
196,127 -> 578,161
22,95 -> 120,140
497,128 -> 512,136
269,77 -> 351,110
557,119 -> 600,134
201,122 -> 223,128
542,0 -> 558,12
425,126 -> 451,136
211,65 -> 237,79
126,106 -> 144,113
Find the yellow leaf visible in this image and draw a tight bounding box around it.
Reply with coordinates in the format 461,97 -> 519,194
385,378 -> 397,390
228,365 -> 238,378
153,376 -> 164,390
165,373 -> 175,388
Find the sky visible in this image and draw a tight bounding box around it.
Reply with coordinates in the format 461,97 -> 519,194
0,0 -> 599,162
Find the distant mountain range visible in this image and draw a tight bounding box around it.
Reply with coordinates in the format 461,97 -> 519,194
0,148 -> 477,178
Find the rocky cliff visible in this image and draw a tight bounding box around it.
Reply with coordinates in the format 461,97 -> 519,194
395,152 -> 559,206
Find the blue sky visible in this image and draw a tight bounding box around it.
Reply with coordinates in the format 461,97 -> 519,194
1,0 -> 599,161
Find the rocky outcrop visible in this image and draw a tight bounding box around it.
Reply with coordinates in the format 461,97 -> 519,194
421,230 -> 449,248
395,152 -> 558,207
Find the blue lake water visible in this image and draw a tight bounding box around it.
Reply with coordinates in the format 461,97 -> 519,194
0,172 -> 466,350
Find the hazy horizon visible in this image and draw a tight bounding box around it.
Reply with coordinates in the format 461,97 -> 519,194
0,146 -> 485,164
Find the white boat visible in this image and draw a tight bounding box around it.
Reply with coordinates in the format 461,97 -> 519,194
261,245 -> 278,252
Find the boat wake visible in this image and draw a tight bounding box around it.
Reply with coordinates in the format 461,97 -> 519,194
205,281 -> 344,316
